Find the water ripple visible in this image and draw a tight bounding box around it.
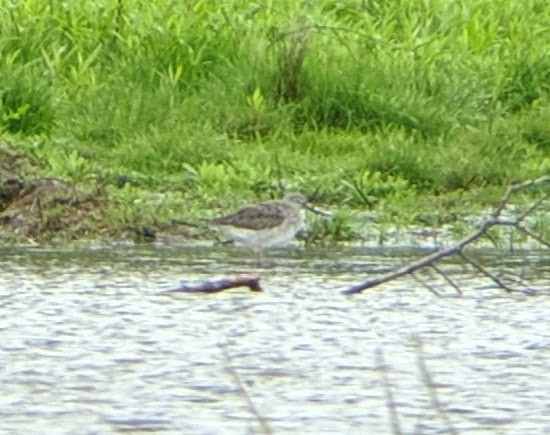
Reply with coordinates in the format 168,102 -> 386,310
0,246 -> 548,434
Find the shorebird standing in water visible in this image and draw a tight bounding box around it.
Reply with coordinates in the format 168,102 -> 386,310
208,192 -> 307,257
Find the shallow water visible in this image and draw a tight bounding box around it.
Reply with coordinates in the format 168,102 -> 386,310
0,245 -> 549,434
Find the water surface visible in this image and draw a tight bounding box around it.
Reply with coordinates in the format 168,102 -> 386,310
0,246 -> 549,434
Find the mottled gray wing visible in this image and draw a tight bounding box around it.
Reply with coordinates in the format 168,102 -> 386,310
209,203 -> 285,230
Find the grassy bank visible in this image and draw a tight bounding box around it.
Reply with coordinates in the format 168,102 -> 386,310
1,0 -> 549,242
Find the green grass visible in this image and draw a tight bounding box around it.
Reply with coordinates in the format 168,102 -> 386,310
1,0 -> 549,241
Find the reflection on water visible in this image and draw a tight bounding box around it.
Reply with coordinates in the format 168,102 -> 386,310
0,246 -> 549,434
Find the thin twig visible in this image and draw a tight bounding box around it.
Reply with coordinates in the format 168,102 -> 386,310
515,224 -> 550,248
376,349 -> 402,435
517,193 -> 550,223
414,338 -> 457,435
411,273 -> 441,297
430,264 -> 462,295
458,252 -> 515,293
220,344 -> 272,435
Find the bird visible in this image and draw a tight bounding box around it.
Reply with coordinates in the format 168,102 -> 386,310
207,192 -> 307,255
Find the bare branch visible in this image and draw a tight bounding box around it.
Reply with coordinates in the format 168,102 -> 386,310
343,231 -> 483,295
344,177 -> 549,295
163,274 -> 262,294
